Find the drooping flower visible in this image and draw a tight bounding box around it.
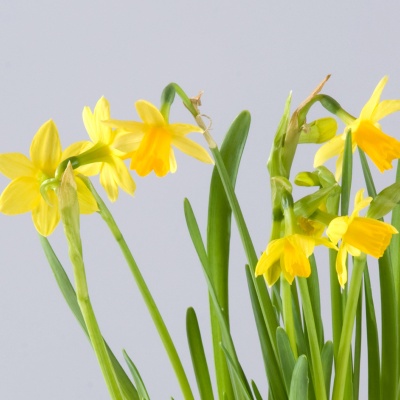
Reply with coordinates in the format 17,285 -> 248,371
105,100 -> 214,177
314,76 -> 400,179
63,97 -> 136,202
255,233 -> 336,286
327,189 -> 398,287
0,120 -> 98,236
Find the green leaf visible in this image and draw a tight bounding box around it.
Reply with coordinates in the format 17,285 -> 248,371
289,355 -> 309,400
367,181 -> 400,219
341,129 -> 353,216
320,341 -> 333,396
123,350 -> 150,400
184,199 -> 252,399
220,344 -> 254,400
251,380 -> 263,400
353,288 -> 362,400
39,235 -> 139,400
363,268 -> 380,400
207,110 -> 251,399
186,308 -> 214,400
306,255 -> 324,348
276,327 -> 296,394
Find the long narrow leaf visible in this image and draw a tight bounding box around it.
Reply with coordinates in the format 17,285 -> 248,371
363,268 -> 380,400
186,307 -> 214,400
353,288 -> 362,400
289,355 -> 308,400
123,350 -> 150,400
184,198 -> 252,398
39,235 -> 138,400
207,110 -> 251,399
276,327 -> 296,394
321,341 -> 333,397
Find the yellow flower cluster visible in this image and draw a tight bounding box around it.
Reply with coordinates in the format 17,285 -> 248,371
0,97 -> 213,236
256,77 -> 400,287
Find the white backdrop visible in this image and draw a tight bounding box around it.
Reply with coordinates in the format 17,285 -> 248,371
1,1 -> 400,398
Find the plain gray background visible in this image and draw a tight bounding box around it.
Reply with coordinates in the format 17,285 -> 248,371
1,1 -> 400,398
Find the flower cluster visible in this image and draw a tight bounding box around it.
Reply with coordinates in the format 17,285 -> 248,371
0,95 -> 213,236
256,77 -> 400,287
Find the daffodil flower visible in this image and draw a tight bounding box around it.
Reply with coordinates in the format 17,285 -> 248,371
314,76 -> 400,179
105,100 -> 214,177
63,97 -> 136,202
0,120 -> 98,236
255,233 -> 336,286
327,189 -> 398,287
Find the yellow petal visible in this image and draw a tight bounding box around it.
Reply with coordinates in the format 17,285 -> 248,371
314,133 -> 345,168
135,100 -> 165,126
104,119 -> 145,133
62,140 -> 93,160
344,217 -> 397,258
263,262 -> 282,286
111,157 -> 136,196
113,130 -> 144,154
100,163 -> 119,202
353,120 -> 400,172
255,239 -> 284,276
172,136 -> 214,164
30,120 -> 62,176
0,177 -> 40,214
336,244 -> 348,288
93,97 -> 111,144
372,99 -> 400,122
359,76 -> 388,120
352,188 -> 372,217
282,235 -> 313,279
32,190 -> 60,236
75,177 -> 99,214
82,106 -> 98,143
169,149 -> 177,173
169,123 -> 204,136
327,216 -> 350,244
0,153 -> 37,179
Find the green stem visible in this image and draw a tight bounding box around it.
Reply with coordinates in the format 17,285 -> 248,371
297,277 -> 327,400
81,176 -> 194,400
281,277 -> 298,358
332,255 -> 366,400
58,168 -> 123,400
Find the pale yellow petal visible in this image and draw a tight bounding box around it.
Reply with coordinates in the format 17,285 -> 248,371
99,163 -> 119,202
169,149 -> 177,173
327,216 -> 350,244
82,106 -> 98,143
0,177 -> 40,214
336,244 -> 348,287
0,153 -> 37,179
314,133 -> 345,167
62,141 -> 93,160
113,130 -> 144,154
172,136 -> 214,164
103,119 -> 145,133
372,100 -> 400,122
30,120 -> 62,175
352,189 -> 372,217
111,157 -> 136,196
135,100 -> 165,126
75,177 -> 99,214
169,123 -> 203,136
359,76 -> 388,120
32,190 -> 60,236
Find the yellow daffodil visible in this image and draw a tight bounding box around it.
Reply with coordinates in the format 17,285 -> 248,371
63,97 -> 136,202
0,120 -> 98,236
105,100 -> 214,177
327,189 -> 398,287
255,233 -> 336,286
314,76 -> 400,179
